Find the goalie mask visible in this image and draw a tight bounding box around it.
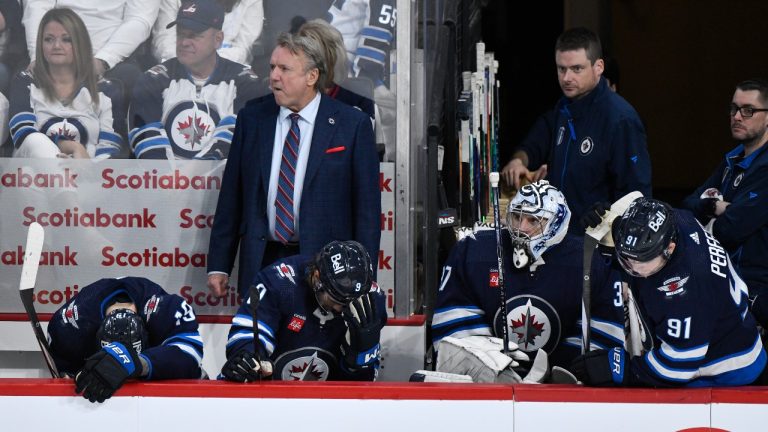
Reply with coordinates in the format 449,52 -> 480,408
314,240 -> 373,307
612,197 -> 677,278
506,181 -> 570,268
97,308 -> 149,353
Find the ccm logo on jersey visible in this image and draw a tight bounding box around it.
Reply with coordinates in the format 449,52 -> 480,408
331,253 -> 344,274
657,276 -> 689,297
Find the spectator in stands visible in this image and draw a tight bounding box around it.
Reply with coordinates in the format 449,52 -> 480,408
327,0 -> 397,161
22,0 -> 160,94
296,18 -> 374,122
128,0 -> 265,160
152,0 -> 264,66
0,0 -> 29,94
8,8 -> 126,159
249,0 -> 333,80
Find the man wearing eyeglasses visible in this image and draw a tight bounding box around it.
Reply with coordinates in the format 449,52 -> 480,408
682,79 -> 768,329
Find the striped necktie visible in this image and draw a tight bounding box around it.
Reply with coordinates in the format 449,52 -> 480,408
275,113 -> 301,243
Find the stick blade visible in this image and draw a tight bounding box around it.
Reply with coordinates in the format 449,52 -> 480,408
19,222 -> 44,291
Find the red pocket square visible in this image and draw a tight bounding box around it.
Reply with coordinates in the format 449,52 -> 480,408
325,146 -> 346,154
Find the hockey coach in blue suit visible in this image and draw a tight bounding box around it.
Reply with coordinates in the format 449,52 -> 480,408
207,30 -> 380,300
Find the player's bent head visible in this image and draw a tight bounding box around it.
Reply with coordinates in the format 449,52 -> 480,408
506,180 -> 570,268
311,240 -> 373,312
612,197 -> 677,278
97,305 -> 149,353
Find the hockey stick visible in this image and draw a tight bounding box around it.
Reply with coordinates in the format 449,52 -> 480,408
247,285 -> 263,381
582,191 -> 644,353
18,222 -> 60,378
489,172 -> 510,355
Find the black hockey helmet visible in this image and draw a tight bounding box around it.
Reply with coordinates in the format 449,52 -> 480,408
314,240 -> 372,304
612,198 -> 677,276
97,309 -> 149,353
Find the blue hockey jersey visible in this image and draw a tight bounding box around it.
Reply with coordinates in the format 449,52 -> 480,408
47,277 -> 204,380
590,210 -> 767,387
432,229 -> 586,368
224,255 -> 387,381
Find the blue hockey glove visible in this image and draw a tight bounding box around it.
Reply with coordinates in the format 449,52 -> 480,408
580,201 -> 612,230
569,347 -> 626,386
341,292 -> 383,370
221,350 -> 273,382
74,342 -> 143,403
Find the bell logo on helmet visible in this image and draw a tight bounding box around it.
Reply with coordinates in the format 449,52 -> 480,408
331,253 -> 344,274
648,210 -> 666,232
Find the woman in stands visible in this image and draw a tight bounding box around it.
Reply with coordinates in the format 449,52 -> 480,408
8,8 -> 126,159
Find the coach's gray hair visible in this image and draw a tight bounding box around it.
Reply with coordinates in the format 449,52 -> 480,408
276,31 -> 327,91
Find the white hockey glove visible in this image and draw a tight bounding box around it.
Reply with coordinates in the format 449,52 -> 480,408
409,370 -> 474,383
436,336 -> 530,383
585,191 -> 644,247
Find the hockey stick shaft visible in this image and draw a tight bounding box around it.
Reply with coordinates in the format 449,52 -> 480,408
18,222 -> 60,378
581,235 -> 598,354
248,284 -> 264,381
489,172 -> 510,355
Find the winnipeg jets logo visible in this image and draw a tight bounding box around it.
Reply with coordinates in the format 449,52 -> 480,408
689,233 -> 700,244
657,276 -> 689,297
556,126 -> 565,146
176,115 -> 211,148
183,4 -> 197,13
275,263 -> 296,284
274,348 -> 334,381
61,302 -> 79,328
166,101 -> 220,157
42,117 -> 87,144
579,137 -> 594,155
143,295 -> 161,321
733,172 -> 744,188
495,295 -> 561,353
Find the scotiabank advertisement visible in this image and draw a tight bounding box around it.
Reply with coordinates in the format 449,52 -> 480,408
0,158 -> 396,317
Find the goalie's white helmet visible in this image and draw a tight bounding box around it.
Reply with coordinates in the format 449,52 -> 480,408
506,180 -> 571,268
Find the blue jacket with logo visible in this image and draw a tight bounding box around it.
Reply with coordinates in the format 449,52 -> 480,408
517,78 -> 652,233
682,143 -> 768,297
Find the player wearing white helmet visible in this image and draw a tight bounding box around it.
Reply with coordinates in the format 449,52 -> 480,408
432,181 -> 590,374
